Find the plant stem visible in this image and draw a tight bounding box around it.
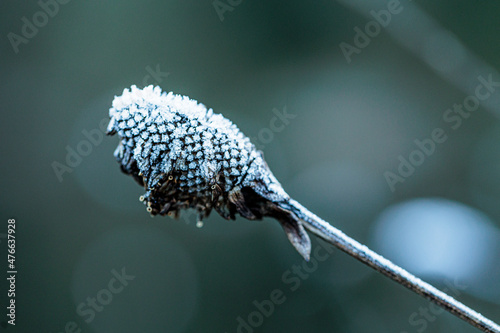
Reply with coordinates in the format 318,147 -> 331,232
290,199 -> 500,333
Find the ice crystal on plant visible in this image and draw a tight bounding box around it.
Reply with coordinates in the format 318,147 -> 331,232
107,85 -> 310,259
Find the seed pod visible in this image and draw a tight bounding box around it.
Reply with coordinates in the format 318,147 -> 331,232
107,85 -> 311,259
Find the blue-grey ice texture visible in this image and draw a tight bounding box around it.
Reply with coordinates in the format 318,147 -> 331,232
107,85 -> 312,259
109,85 -> 287,199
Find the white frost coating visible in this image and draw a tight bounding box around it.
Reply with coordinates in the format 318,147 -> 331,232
108,85 -> 289,215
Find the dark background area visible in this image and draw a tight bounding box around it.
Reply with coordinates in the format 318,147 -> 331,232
1,1 -> 499,332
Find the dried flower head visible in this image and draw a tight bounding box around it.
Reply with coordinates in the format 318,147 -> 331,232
107,85 -> 311,259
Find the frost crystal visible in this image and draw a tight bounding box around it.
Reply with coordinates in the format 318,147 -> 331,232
107,85 -> 289,222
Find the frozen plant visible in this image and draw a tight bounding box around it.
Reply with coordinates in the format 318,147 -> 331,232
107,85 -> 500,333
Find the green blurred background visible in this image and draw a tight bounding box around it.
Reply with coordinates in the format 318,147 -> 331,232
1,1 -> 500,332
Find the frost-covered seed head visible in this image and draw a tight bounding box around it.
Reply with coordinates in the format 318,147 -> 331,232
107,85 -> 288,220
